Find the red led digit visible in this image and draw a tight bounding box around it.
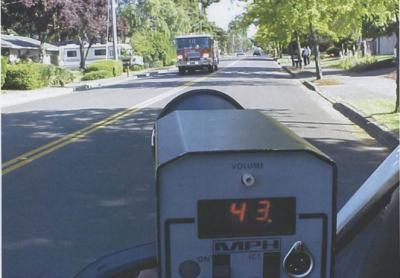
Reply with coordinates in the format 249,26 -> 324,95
256,199 -> 272,223
230,202 -> 247,222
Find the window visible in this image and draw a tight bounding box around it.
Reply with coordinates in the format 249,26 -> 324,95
67,50 -> 77,57
1,48 -> 10,56
176,37 -> 211,49
94,49 -> 106,56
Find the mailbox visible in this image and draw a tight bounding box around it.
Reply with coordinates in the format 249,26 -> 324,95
154,90 -> 336,278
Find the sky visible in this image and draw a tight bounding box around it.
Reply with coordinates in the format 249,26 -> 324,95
206,0 -> 257,37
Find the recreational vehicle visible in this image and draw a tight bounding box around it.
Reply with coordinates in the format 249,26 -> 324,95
58,43 -> 143,68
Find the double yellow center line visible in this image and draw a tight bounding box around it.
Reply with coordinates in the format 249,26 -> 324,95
2,60 -> 239,176
1,76 -> 210,175
2,106 -> 140,175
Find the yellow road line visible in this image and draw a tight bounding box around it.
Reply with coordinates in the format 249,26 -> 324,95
2,68 -> 224,175
2,108 -> 134,168
2,108 -> 140,175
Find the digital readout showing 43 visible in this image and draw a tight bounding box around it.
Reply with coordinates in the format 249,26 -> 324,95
198,197 -> 296,238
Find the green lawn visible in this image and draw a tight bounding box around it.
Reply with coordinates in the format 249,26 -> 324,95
375,55 -> 395,62
351,98 -> 399,134
321,55 -> 395,71
321,57 -> 342,68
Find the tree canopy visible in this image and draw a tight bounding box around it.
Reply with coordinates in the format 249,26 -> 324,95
243,0 -> 399,79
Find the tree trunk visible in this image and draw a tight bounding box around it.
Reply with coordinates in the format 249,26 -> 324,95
310,23 -> 322,79
341,43 -> 345,57
79,42 -> 85,69
395,14 -> 399,113
84,42 -> 93,65
295,31 -> 303,69
39,33 -> 47,63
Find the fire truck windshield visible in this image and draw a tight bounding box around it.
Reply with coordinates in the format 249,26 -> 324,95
176,37 -> 210,49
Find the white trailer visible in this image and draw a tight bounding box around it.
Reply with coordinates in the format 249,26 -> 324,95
58,43 -> 143,68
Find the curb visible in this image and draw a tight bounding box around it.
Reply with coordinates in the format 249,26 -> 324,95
1,87 -> 75,108
282,66 -> 295,77
283,66 -> 399,150
333,102 -> 399,150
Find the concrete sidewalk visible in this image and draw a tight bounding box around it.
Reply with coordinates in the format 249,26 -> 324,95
0,66 -> 176,109
280,59 -> 399,149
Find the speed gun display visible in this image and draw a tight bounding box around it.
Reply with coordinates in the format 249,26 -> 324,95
154,91 -> 336,278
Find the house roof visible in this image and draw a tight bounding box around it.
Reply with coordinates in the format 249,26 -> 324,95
1,34 -> 59,52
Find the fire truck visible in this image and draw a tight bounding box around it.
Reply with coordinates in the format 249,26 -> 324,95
175,34 -> 219,74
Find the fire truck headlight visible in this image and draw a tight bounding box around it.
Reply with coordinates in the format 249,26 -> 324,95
177,55 -> 183,60
202,53 -> 210,58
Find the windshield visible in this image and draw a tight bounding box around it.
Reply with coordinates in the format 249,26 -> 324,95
176,37 -> 211,49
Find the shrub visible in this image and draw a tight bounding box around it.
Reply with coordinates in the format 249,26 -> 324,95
49,67 -> 74,86
82,70 -> 113,81
1,56 -> 8,88
86,60 -> 123,77
150,60 -> 164,68
326,47 -> 341,57
4,63 -> 49,89
129,64 -> 144,71
4,63 -> 75,90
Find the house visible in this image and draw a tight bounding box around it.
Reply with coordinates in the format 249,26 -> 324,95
370,33 -> 397,55
1,34 -> 144,68
1,34 -> 59,65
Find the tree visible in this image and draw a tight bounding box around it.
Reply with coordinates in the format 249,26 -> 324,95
244,0 -> 398,80
1,0 -> 63,62
226,16 -> 250,53
59,0 -> 108,69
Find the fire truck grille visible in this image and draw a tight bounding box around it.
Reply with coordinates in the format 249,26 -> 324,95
187,51 -> 201,59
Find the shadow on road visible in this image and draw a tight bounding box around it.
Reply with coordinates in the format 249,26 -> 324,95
92,65 -> 292,92
2,108 -> 127,161
3,107 -> 162,278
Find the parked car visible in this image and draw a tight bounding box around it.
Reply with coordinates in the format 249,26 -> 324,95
236,50 -> 245,56
253,49 -> 261,56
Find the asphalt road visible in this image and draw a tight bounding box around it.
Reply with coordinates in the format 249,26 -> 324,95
2,57 -> 390,277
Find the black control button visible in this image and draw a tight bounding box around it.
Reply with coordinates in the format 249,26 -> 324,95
283,241 -> 314,277
178,260 -> 201,278
284,252 -> 312,276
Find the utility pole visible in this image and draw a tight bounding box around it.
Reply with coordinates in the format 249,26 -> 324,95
111,0 -> 118,60
106,0 -> 110,60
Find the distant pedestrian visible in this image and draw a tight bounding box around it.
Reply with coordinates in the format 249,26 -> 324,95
293,50 -> 301,68
306,46 -> 311,65
302,48 -> 308,66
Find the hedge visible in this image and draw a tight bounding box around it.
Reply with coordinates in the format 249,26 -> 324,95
5,63 -> 49,89
129,64 -> 144,71
49,67 -> 75,86
4,63 -> 75,90
82,70 -> 113,81
1,56 -> 7,88
86,60 -> 123,77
